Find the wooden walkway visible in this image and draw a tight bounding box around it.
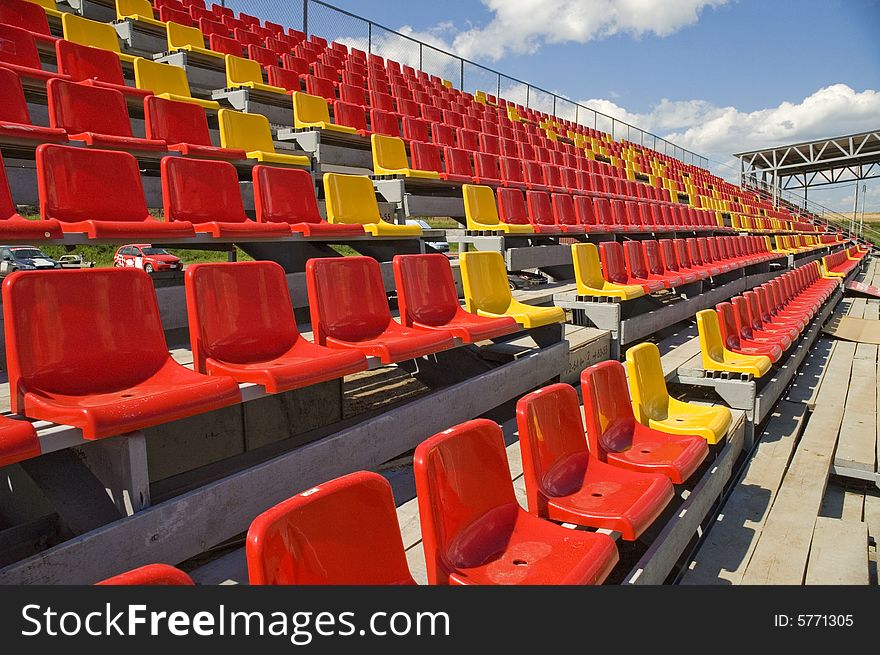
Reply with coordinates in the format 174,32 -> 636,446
682,258 -> 878,585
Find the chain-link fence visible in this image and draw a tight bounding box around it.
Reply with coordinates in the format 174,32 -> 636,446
221,0 -> 708,167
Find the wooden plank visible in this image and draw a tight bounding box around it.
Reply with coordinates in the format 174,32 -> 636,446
804,517 -> 869,585
842,489 -> 865,522
834,356 -> 878,472
742,340 -> 857,584
0,342 -> 568,584
864,492 -> 880,546
681,401 -> 806,585
784,338 -> 835,405
626,413 -> 745,585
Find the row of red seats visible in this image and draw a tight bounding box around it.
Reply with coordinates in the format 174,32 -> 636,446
715,262 -> 837,363
823,248 -> 860,276
0,254 -> 517,455
101,355 -> 714,585
597,236 -> 774,293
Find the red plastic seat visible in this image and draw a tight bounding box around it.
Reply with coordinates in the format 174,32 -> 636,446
369,108 -> 399,137
624,240 -> 677,289
36,144 -> 196,238
306,256 -> 454,364
55,39 -> 152,101
0,414 -> 40,467
525,190 -> 560,233
601,241 -> 665,293
686,238 -> 722,276
3,268 -> 241,440
145,96 -> 246,160
496,187 -> 534,230
47,79 -> 167,153
443,147 -> 475,182
414,418 -> 619,585
186,261 -> 367,392
252,165 -> 363,236
0,24 -> 67,82
247,472 -> 414,585
96,564 -> 194,586
516,383 -> 673,540
580,361 -> 708,484
161,157 -> 289,237
0,68 -> 69,147
0,0 -> 56,46
732,295 -> 791,351
658,238 -> 702,282
744,290 -> 799,342
473,152 -> 502,185
393,253 -> 518,342
0,151 -> 63,240
549,193 -> 585,233
716,302 -> 782,362
573,196 -> 607,233
757,284 -> 805,333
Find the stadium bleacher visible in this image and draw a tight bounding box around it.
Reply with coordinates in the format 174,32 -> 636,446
0,0 -> 870,588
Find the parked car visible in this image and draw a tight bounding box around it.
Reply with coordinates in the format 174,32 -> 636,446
406,219 -> 450,252
0,245 -> 61,276
58,254 -> 96,268
113,244 -> 182,273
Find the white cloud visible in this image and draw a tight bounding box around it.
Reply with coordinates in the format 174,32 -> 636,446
581,84 -> 880,213
451,0 -> 729,61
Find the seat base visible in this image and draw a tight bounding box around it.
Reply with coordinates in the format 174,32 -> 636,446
325,324 -> 454,364
0,415 -> 40,467
604,423 -> 709,484
0,216 -> 64,240
59,219 -> 196,239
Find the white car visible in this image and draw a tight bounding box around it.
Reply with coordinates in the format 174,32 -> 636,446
406,220 -> 450,252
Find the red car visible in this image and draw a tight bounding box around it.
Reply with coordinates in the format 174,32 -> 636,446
113,244 -> 182,273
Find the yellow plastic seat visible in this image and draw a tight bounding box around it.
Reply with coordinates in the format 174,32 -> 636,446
62,13 -> 137,64
116,0 -> 166,29
462,184 -> 533,234
217,109 -> 310,167
474,90 -> 487,105
370,134 -> 440,179
625,342 -> 731,445
133,57 -> 220,110
166,22 -> 225,60
292,92 -> 358,134
571,243 -> 645,300
459,251 -> 565,328
27,0 -> 62,19
322,173 -> 421,237
695,309 -> 772,378
225,55 -> 287,95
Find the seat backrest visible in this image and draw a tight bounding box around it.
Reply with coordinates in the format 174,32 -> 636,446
134,57 -> 194,98
462,184 -> 500,228
323,173 -> 383,227
496,187 -> 530,226
159,6 -> 193,26
218,108 -> 276,153
696,308 -> 726,362
516,383 -> 590,506
413,418 -> 518,581
658,239 -> 681,272
573,195 -> 598,226
306,256 -> 392,343
0,67 -> 31,125
185,261 -> 301,370
642,240 -> 668,276
208,32 -> 243,57
292,91 -> 332,125
409,141 -> 443,174
623,240 -> 651,279
97,564 -> 194,586
55,38 -> 126,88
551,193 -> 578,227
526,190 -> 555,227
253,165 -> 321,226
571,243 -> 607,291
246,471 -> 415,585
716,302 -> 741,349
368,108 -> 399,137
144,95 -> 211,145
36,144 -> 150,224
47,78 -> 132,137
62,14 -> 123,56
401,116 -> 428,142
372,134 -> 411,172
167,21 -> 205,50
0,0 -> 51,36
599,241 -> 629,285
247,45 -> 277,68
393,253 -> 460,327
745,291 -> 765,330
624,342 -> 670,424
0,23 -> 42,70
444,147 -> 472,177
3,268 -> 170,405
226,53 -> 264,86
580,360 -> 637,456
459,250 -> 512,315
117,0 -> 156,19
162,156 -> 247,225
732,295 -> 756,339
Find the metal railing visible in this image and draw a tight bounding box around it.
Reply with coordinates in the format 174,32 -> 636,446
220,0 -> 709,168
